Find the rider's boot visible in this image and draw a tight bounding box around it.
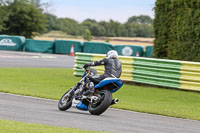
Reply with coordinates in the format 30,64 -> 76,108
72,98 -> 88,111
72,98 -> 80,107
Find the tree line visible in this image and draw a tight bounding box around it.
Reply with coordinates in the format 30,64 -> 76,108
0,0 -> 154,38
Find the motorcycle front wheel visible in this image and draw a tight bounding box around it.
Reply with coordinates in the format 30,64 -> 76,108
58,89 -> 73,111
88,90 -> 112,115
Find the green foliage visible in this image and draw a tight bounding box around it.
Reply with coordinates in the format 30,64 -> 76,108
128,15 -> 153,24
0,0 -> 154,38
30,0 -> 41,8
80,18 -> 154,37
107,19 -> 122,37
154,0 -> 200,61
0,0 -> 9,31
58,18 -> 82,36
44,13 -> 60,32
83,29 -> 92,41
81,19 -> 106,36
125,22 -> 154,37
0,0 -> 46,38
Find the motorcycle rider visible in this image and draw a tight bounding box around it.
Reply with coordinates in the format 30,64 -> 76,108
82,50 -> 122,105
74,50 -> 122,110
83,50 -> 122,84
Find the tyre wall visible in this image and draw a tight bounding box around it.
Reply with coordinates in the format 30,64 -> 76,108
74,52 -> 200,91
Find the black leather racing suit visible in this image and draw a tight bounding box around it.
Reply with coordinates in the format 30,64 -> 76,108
87,57 -> 122,84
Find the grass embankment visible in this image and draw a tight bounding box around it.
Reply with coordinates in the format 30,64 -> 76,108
0,119 -> 101,133
0,68 -> 200,120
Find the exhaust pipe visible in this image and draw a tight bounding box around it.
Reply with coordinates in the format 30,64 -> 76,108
111,98 -> 119,105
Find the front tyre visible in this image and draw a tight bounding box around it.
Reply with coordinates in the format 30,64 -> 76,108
88,90 -> 112,115
58,90 -> 73,111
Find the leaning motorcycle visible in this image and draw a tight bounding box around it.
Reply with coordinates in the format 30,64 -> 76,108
58,68 -> 123,115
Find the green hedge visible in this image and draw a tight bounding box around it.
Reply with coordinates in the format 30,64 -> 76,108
154,0 -> 200,62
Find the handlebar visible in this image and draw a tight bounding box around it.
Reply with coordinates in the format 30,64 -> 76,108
76,66 -> 90,73
84,67 -> 90,73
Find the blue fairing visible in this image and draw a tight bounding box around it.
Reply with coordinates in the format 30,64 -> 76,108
94,78 -> 123,93
76,101 -> 88,111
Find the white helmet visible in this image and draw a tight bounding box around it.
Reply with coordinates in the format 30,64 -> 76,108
106,50 -> 118,59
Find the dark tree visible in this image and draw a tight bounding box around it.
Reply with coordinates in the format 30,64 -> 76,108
0,0 -> 9,31
1,0 -> 46,38
45,13 -> 60,32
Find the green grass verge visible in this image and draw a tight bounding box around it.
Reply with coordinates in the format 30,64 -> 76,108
0,119 -> 102,133
0,68 -> 79,99
0,68 -> 200,120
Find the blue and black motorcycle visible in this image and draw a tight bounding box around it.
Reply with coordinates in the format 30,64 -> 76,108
58,68 -> 123,115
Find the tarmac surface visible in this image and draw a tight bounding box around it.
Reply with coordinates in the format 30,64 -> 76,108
1,93 -> 200,133
0,51 -> 74,68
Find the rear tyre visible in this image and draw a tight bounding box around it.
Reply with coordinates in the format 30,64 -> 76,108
58,90 -> 73,111
88,90 -> 112,115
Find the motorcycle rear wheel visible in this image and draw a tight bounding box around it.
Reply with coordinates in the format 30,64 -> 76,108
58,90 -> 73,111
88,90 -> 112,115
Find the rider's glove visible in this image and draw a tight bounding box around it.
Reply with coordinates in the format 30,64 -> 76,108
83,64 -> 89,69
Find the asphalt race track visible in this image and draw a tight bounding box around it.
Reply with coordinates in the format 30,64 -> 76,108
1,93 -> 200,133
0,51 -> 74,68
1,51 -> 200,133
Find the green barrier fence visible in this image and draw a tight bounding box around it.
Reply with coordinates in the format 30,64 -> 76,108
113,45 -> 144,56
83,42 -> 113,54
0,35 -> 25,51
0,35 -> 152,58
145,46 -> 153,57
74,52 -> 200,91
25,39 -> 54,53
55,40 -> 82,55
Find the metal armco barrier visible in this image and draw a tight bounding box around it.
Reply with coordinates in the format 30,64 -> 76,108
74,52 -> 200,91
